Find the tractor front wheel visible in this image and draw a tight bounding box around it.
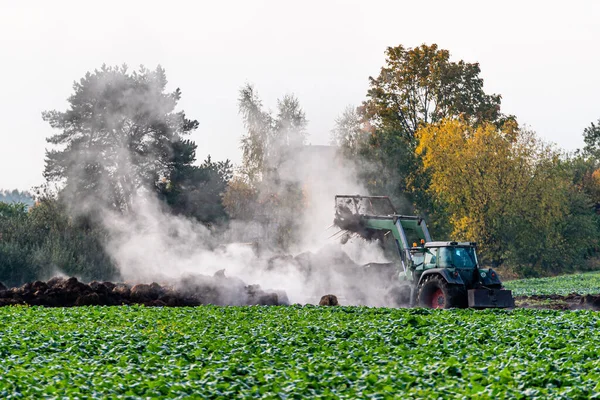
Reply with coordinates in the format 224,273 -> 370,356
417,276 -> 465,309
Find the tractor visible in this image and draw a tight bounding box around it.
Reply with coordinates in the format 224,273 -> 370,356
333,195 -> 514,309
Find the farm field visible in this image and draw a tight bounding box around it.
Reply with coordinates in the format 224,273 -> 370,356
1,306 -> 600,398
504,271 -> 600,296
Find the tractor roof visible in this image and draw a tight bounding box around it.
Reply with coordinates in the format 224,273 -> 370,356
423,241 -> 476,248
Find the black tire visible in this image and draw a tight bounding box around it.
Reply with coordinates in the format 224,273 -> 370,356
417,275 -> 465,309
385,284 -> 412,307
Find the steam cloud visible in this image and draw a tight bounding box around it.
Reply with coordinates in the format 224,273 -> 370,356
99,145 -> 393,305
51,71 -> 396,306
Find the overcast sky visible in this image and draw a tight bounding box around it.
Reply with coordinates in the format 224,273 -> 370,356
1,0 -> 599,191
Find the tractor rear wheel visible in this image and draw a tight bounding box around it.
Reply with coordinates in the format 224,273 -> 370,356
417,276 -> 465,309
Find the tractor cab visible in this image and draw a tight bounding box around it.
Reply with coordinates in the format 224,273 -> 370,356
411,242 -> 478,271
408,242 -> 497,289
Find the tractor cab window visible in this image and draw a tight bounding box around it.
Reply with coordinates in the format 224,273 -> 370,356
423,249 -> 437,269
439,247 -> 477,269
411,252 -> 425,268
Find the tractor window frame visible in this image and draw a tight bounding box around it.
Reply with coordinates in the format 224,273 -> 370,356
423,248 -> 438,269
439,246 -> 477,269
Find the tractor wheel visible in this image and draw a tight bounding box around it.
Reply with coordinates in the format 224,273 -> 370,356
417,276 -> 465,309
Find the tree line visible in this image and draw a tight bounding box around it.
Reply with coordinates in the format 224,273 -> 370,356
331,44 -> 600,277
1,45 -> 600,286
0,190 -> 33,207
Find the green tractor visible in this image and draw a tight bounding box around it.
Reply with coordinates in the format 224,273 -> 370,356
334,195 -> 514,309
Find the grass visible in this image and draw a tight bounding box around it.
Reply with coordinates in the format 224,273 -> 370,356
504,271 -> 600,296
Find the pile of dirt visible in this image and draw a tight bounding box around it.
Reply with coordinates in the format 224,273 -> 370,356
319,294 -> 338,306
515,293 -> 600,310
0,273 -> 288,307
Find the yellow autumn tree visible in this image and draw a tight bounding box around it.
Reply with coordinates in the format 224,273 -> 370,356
416,119 -> 571,270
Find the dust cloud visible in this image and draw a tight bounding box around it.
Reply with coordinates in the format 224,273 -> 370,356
47,69 -> 401,306
99,145 -> 396,305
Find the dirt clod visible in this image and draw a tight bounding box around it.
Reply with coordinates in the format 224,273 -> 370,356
319,294 -> 339,306
515,294 -> 600,311
76,293 -> 102,306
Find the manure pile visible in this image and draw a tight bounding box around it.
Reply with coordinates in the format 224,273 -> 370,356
0,274 -> 288,307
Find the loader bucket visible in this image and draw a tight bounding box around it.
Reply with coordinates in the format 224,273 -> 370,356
468,288 -> 514,308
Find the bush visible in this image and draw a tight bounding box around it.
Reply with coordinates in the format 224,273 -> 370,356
0,198 -> 119,287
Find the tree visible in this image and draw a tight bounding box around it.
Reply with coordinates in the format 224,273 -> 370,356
238,83 -> 307,183
566,152 -> 600,211
238,84 -> 272,183
236,84 -> 309,250
222,177 -> 258,220
565,119 -> 600,214
0,190 -> 34,207
416,119 -> 599,274
364,43 -> 503,142
330,105 -> 369,156
583,118 -> 600,159
159,151 -> 233,225
43,65 -> 199,214
0,197 -> 118,287
352,43 -> 507,228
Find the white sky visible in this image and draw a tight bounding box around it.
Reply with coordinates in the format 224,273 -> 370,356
1,0 -> 599,191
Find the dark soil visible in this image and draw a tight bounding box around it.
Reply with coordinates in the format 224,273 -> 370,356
515,293 -> 600,311
0,273 -> 288,307
318,294 -> 339,306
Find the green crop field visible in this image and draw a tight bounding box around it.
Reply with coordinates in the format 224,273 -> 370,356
1,306 -> 600,398
504,271 -> 600,296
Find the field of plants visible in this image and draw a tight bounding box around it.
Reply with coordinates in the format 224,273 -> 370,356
504,271 -> 600,296
2,305 -> 600,398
